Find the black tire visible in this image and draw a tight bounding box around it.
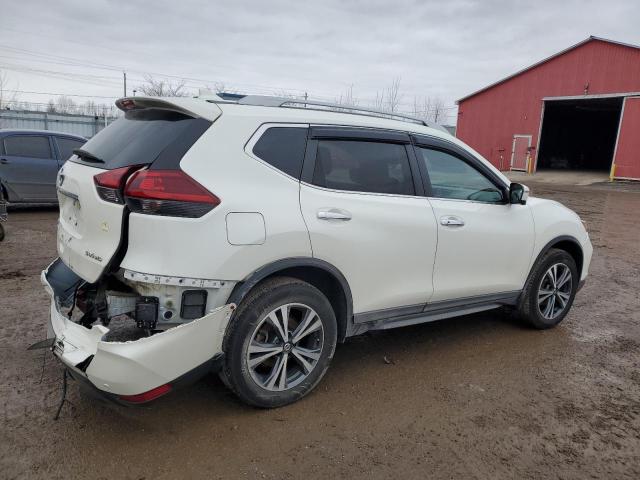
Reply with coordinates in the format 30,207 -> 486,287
222,276 -> 337,408
517,248 -> 578,329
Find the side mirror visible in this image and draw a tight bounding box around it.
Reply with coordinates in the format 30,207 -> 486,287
509,183 -> 529,205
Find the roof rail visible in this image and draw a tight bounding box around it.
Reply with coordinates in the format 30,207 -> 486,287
213,94 -> 440,129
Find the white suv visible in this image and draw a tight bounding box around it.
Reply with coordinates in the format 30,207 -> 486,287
42,95 -> 592,407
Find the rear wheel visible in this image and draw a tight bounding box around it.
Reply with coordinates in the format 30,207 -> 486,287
222,277 -> 337,408
517,248 -> 578,329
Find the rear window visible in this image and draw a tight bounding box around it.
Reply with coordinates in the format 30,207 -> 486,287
56,137 -> 85,161
252,127 -> 308,178
4,135 -> 52,159
72,109 -> 210,170
312,140 -> 414,195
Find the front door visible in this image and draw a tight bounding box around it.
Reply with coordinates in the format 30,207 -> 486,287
413,141 -> 535,302
299,129 -> 438,316
511,135 -> 532,171
0,134 -> 58,201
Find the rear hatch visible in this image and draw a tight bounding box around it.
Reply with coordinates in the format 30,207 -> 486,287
56,99 -> 218,283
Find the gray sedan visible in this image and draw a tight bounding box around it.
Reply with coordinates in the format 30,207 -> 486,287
0,129 -> 86,203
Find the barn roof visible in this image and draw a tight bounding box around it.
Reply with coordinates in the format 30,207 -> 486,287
456,36 -> 640,104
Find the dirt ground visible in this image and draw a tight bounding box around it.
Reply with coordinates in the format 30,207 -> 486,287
1,180 -> 639,479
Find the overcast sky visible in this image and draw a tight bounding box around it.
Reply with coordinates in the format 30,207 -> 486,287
1,0 -> 638,124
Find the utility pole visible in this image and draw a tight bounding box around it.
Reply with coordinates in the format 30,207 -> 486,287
123,72 -> 127,97
304,91 -> 308,108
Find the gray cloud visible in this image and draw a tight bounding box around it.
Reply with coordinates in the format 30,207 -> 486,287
1,0 -> 638,124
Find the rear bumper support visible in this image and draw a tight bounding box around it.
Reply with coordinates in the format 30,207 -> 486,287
42,259 -> 234,401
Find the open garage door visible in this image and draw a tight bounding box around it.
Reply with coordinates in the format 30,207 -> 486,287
536,97 -> 623,173
612,97 -> 640,180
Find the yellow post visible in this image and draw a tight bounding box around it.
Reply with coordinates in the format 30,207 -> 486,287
609,163 -> 616,182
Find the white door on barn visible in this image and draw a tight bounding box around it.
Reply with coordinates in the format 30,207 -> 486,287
511,135 -> 532,171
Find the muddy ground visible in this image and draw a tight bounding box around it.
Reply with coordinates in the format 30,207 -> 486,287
1,181 -> 639,479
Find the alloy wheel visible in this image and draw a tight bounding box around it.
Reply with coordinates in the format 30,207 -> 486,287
246,303 -> 324,391
537,263 -> 573,320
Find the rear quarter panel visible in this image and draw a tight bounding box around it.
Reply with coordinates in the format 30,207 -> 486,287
120,114 -> 312,281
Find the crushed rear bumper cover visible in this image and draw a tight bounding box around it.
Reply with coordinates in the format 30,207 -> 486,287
41,259 -> 234,403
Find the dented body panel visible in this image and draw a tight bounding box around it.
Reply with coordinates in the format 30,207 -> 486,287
122,269 -> 236,328
42,262 -> 235,397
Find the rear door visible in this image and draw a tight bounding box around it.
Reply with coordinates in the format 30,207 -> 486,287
0,134 -> 58,201
56,107 -> 214,283
299,127 -> 438,317
413,135 -> 534,302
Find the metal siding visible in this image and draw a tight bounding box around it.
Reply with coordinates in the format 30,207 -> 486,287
0,111 -> 118,138
457,39 -> 640,178
613,97 -> 640,180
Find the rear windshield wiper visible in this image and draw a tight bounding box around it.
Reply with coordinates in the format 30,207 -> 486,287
73,148 -> 105,164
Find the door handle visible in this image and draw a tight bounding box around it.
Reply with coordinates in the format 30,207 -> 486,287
0,158 -> 8,164
317,208 -> 352,221
440,215 -> 465,227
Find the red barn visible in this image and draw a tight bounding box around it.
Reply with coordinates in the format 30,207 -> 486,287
456,36 -> 640,181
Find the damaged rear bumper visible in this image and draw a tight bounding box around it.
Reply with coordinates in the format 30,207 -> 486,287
41,259 -> 234,403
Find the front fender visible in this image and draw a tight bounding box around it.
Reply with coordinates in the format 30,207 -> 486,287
527,198 -> 592,281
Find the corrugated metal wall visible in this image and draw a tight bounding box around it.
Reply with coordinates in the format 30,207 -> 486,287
456,39 -> 640,179
0,110 -> 119,138
613,97 -> 640,180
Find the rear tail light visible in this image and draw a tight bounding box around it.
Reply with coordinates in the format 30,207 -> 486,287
94,165 -> 143,204
118,383 -> 172,404
124,170 -> 220,218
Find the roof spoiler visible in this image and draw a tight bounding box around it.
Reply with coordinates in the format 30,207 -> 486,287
115,97 -> 202,118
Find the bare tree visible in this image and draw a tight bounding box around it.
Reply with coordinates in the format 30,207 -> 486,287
412,96 -> 429,119
336,84 -> 357,107
84,100 -> 97,116
270,89 -> 300,100
46,100 -> 57,113
372,91 -> 385,111
384,78 -> 402,113
137,75 -> 188,97
56,95 -> 77,114
429,97 -> 446,123
0,70 -> 19,110
411,95 -> 446,123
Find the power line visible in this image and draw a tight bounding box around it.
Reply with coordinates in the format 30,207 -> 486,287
0,48 -> 458,120
0,44 -> 458,109
0,44 -> 314,96
2,89 -> 119,99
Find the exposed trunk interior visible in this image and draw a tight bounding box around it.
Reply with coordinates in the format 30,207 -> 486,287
537,97 -> 623,171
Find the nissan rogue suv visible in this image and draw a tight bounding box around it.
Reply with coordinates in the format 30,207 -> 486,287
42,94 -> 592,408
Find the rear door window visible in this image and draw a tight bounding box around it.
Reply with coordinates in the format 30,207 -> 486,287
312,140 -> 414,195
72,109 -> 210,170
252,127 -> 308,178
55,137 -> 85,161
3,135 -> 52,159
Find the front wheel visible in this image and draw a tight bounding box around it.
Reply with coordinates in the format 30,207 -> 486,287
517,248 -> 578,329
222,277 -> 337,408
